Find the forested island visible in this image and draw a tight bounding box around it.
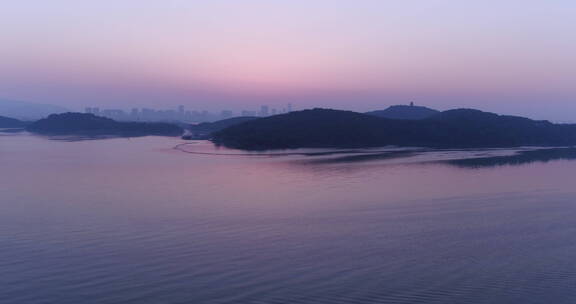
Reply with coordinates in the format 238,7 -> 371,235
27,113 -> 183,137
0,115 -> 26,128
212,108 -> 576,150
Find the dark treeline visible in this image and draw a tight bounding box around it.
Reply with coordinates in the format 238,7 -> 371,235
0,115 -> 26,128
27,113 -> 183,137
366,104 -> 439,120
212,108 -> 576,150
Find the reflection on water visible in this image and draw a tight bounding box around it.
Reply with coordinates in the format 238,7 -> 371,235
444,148 -> 576,168
177,142 -> 576,170
294,147 -> 576,169
2,135 -> 576,304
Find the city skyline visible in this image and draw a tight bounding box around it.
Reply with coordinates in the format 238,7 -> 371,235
84,104 -> 295,123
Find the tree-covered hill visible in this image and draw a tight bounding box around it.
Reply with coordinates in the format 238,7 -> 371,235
27,113 -> 183,137
213,108 -> 576,150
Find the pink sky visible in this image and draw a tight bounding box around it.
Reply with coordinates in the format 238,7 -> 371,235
1,1 -> 575,120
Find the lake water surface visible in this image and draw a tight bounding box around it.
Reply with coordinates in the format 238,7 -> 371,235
2,134 -> 576,304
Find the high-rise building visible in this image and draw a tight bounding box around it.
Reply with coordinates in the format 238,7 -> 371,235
259,105 -> 269,117
130,108 -> 139,120
220,110 -> 233,119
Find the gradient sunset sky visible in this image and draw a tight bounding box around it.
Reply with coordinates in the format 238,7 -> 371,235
1,1 -> 575,120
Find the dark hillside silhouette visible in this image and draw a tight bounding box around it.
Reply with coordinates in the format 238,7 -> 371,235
423,109 -> 571,147
213,109 -> 419,149
366,105 -> 439,120
0,115 -> 26,128
27,113 -> 183,137
213,108 -> 576,150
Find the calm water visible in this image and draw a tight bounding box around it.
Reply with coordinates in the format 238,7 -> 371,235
2,133 -> 576,304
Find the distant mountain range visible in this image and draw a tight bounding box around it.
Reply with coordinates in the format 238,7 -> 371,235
212,108 -> 576,150
0,99 -> 68,120
366,104 -> 439,120
27,113 -> 183,137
